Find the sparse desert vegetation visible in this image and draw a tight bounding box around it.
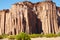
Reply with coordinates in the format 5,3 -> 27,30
0,32 -> 60,40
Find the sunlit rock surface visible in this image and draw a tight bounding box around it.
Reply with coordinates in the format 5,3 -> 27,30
0,1 -> 60,35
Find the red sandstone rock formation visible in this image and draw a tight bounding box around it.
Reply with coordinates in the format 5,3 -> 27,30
0,1 -> 59,35
57,7 -> 60,33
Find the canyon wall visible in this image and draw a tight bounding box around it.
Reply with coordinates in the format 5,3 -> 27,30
57,7 -> 60,33
0,1 -> 60,35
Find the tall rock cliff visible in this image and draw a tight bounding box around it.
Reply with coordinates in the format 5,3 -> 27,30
0,1 -> 59,35
57,7 -> 60,33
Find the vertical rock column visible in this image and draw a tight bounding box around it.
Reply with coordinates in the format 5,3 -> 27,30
0,10 -> 6,34
16,4 -> 21,34
11,4 -> 17,35
23,5 -> 30,34
5,10 -> 10,34
53,4 -> 58,34
18,4 -> 24,33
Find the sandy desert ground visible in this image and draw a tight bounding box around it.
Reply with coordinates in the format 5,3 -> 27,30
31,37 -> 60,40
0,37 -> 60,40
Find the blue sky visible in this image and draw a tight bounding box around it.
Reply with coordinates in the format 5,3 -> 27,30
0,0 -> 60,10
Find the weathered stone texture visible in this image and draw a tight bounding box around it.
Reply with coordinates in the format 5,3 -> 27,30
0,1 -> 60,35
36,1 -> 59,34
57,7 -> 60,33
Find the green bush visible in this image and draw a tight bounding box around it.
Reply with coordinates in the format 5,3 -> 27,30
2,34 -> 8,38
8,35 -> 16,39
39,34 -> 44,37
29,34 -> 40,38
0,35 -> 4,39
44,34 -> 57,38
0,34 -> 8,39
16,32 -> 31,40
57,32 -> 60,36
0,33 -> 59,39
29,34 -> 44,38
29,33 -> 59,38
